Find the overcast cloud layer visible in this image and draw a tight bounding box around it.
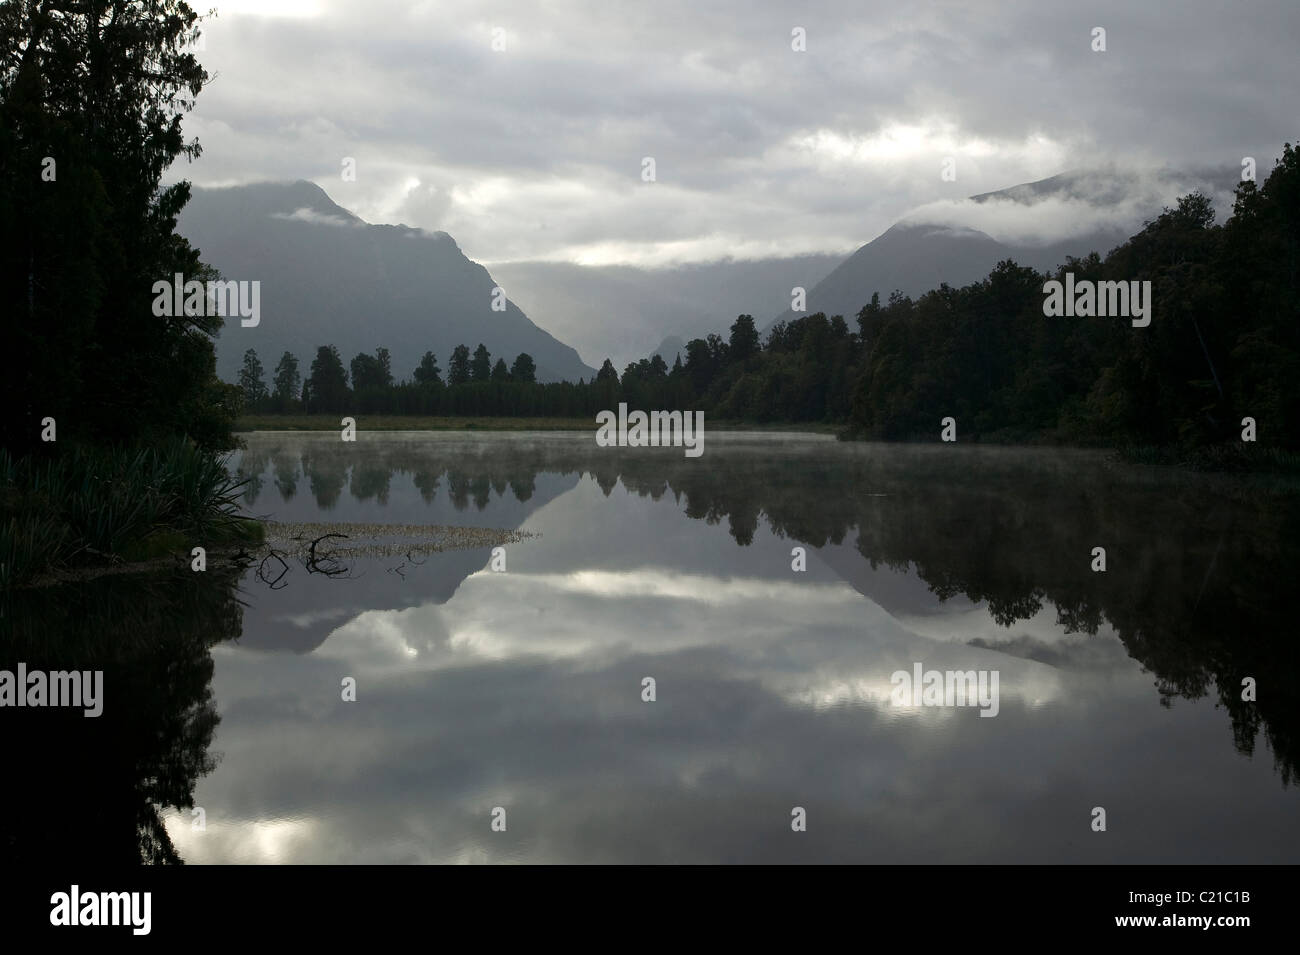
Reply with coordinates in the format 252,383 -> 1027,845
175,0 -> 1300,268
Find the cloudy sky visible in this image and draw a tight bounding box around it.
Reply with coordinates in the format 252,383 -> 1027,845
177,0 -> 1299,269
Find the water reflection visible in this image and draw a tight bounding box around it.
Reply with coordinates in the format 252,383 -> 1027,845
0,569 -> 244,863
6,434 -> 1297,865
232,435 -> 1300,793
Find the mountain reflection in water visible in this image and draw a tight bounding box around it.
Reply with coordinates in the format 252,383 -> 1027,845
5,433 -> 1297,863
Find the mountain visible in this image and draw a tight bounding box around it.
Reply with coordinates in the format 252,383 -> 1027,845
762,221 -> 1127,332
488,253 -> 844,370
178,181 -> 596,383
764,166 -> 1240,333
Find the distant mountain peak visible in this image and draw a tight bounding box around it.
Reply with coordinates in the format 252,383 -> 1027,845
179,181 -> 596,382
195,179 -> 363,222
761,164 -> 1236,332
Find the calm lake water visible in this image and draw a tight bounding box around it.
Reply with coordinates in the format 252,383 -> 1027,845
6,431 -> 1299,864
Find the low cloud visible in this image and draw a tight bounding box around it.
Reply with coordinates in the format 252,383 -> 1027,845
900,166 -> 1241,247
270,206 -> 363,228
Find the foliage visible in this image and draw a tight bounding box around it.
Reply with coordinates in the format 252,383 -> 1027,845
0,0 -> 236,453
0,440 -> 250,588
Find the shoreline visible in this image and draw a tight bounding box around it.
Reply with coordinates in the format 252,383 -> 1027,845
234,414 -> 842,434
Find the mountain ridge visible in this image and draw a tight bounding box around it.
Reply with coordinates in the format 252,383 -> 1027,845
179,180 -> 598,384
761,165 -> 1240,333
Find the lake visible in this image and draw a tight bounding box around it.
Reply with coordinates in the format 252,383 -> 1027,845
5,431 -> 1299,864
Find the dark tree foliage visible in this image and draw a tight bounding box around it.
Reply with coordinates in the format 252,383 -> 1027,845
413,351 -> 442,386
0,0 -> 238,452
471,343 -> 492,381
350,349 -> 391,392
844,150 -> 1300,449
271,351 -> 301,411
448,344 -> 471,385
2,568 -> 244,862
729,314 -> 760,363
510,352 -> 536,383
348,347 -> 393,411
596,359 -> 619,384
303,345 -> 349,413
238,349 -> 267,407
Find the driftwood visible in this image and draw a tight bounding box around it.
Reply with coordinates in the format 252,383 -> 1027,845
305,532 -> 351,577
238,523 -> 535,589
256,550 -> 290,589
251,532 -> 356,587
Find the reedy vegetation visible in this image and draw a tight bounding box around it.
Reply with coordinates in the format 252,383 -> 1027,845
0,439 -> 256,588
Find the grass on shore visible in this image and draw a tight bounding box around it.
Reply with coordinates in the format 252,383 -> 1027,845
1,438 -> 262,590
234,413 -> 841,433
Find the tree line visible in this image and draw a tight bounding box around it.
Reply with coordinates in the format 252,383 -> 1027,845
237,342 -> 579,416
845,148 -> 1300,451
671,145 -> 1299,452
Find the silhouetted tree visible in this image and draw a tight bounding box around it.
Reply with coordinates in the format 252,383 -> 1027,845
448,345 -> 471,385
729,314 -> 760,363
510,353 -> 537,383
350,353 -> 376,390
472,344 -> 492,381
271,352 -> 301,411
304,345 -> 349,412
414,351 -> 442,386
238,349 -> 267,407
350,349 -> 391,391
